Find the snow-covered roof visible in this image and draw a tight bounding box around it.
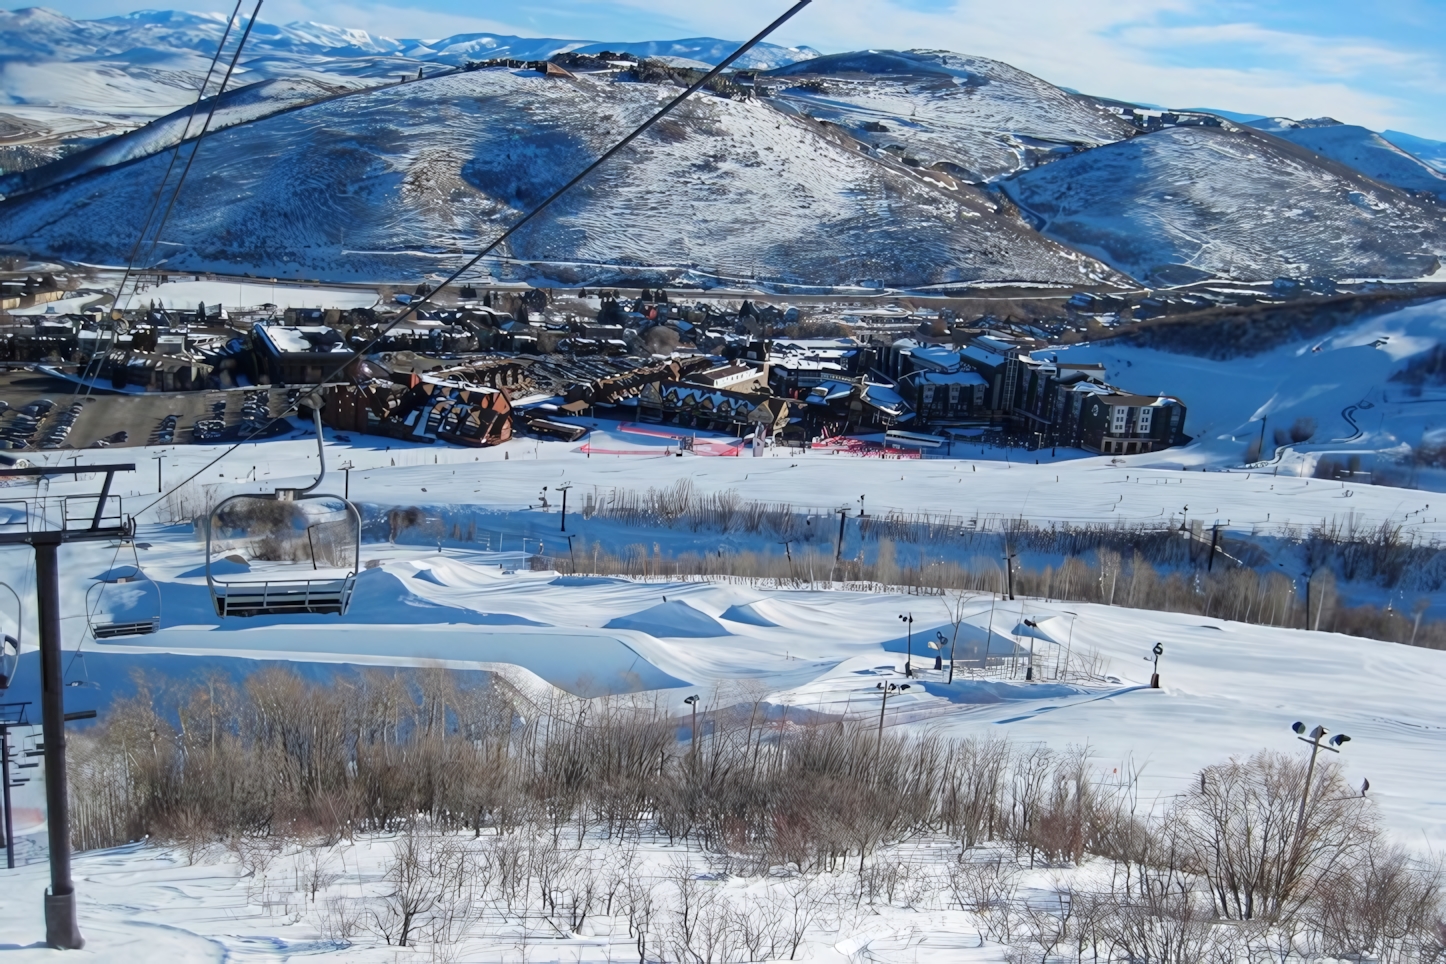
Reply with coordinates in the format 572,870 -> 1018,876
913,370 -> 986,387
255,325 -> 348,354
861,383 -> 909,416
905,344 -> 961,372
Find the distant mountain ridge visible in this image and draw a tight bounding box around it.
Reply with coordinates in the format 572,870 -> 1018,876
0,7 -> 819,69
1,7 -> 1444,289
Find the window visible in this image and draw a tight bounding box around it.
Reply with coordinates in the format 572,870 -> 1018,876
1138,407 -> 1153,432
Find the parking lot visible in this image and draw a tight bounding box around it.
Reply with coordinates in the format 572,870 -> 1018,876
0,369 -> 297,454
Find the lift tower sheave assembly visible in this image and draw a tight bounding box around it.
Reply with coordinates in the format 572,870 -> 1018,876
0,462 -> 137,950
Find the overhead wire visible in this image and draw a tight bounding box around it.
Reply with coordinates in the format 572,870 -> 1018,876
129,0 -> 814,518
64,0 -> 246,407
131,0 -> 265,290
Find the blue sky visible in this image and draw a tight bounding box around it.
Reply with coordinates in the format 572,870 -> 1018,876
56,0 -> 1446,139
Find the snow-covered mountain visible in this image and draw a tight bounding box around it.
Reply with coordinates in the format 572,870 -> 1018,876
766,50 -> 1136,184
1002,125 -> 1446,286
0,7 -> 818,170
1383,130 -> 1446,174
4,7 -> 1446,287
0,66 -> 1120,288
1250,117 -> 1446,201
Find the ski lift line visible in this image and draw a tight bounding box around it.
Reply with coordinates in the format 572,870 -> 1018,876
128,0 -> 814,519
131,0 -> 265,292
109,0 -> 244,313
64,0 -> 247,416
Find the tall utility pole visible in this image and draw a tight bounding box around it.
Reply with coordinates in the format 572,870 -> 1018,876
1003,545 -> 1017,600
0,462 -> 136,950
558,484 -> 571,532
835,507 -> 849,560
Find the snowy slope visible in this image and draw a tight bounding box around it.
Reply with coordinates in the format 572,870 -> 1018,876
0,6 -> 818,164
0,67 -> 1122,288
767,50 -> 1136,183
1384,130 -> 1446,174
0,495 -> 1442,843
1051,295 -> 1446,479
1250,120 -> 1446,201
1002,125 -> 1446,285
0,76 -> 373,198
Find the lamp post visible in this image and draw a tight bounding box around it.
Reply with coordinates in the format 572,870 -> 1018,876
1146,642 -> 1163,688
1022,618 -> 1039,681
683,694 -> 700,761
875,680 -> 910,753
558,483 -> 572,532
898,613 -> 914,677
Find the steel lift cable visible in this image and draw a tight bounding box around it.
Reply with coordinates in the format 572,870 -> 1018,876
63,0 -> 245,404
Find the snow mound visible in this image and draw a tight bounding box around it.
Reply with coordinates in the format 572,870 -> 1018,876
605,600 -> 734,638
916,679 -> 1087,704
719,602 -> 779,627
178,557 -> 248,577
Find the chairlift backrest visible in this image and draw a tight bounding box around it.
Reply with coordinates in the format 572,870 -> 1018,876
85,575 -> 160,639
0,581 -> 19,690
206,491 -> 361,617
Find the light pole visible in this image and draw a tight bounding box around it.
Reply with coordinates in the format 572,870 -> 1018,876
835,506 -> 850,560
1059,612 -> 1078,680
875,680 -> 910,753
684,694 -> 700,761
1288,722 -> 1350,881
558,483 -> 572,532
898,613 -> 914,677
1022,618 -> 1038,681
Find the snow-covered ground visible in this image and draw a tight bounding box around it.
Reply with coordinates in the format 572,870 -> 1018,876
0,294 -> 1443,958
1056,294 -> 1446,479
0,484 -> 1443,959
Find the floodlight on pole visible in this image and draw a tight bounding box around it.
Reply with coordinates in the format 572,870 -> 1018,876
1023,618 -> 1038,681
898,613 -> 914,677
684,694 -> 700,759
1145,642 -> 1163,688
1287,721 -> 1351,882
874,680 -> 910,753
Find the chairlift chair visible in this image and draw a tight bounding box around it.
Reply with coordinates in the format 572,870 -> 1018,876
0,581 -> 19,690
84,542 -> 161,639
205,400 -> 361,617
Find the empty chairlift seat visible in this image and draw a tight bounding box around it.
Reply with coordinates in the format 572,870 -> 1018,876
205,491 -> 361,617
